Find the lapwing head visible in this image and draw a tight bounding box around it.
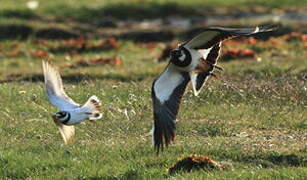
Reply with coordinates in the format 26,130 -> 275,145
52,111 -> 70,124
170,46 -> 192,68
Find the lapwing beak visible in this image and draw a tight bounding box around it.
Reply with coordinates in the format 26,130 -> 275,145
170,49 -> 182,59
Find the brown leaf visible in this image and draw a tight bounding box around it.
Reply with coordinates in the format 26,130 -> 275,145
100,37 -> 119,49
90,57 -> 122,66
247,37 -> 258,45
32,51 -> 49,57
282,32 -> 303,42
168,154 -> 222,174
3,50 -> 23,57
222,48 -> 255,60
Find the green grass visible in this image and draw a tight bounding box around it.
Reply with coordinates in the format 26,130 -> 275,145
0,36 -> 306,179
0,0 -> 307,179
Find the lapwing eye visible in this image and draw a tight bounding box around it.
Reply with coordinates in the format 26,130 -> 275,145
170,47 -> 191,67
170,50 -> 181,57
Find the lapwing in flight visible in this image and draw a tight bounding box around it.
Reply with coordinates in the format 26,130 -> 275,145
152,26 -> 277,153
42,60 -> 103,144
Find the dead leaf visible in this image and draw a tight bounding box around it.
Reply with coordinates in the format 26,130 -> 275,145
283,32 -> 303,42
3,51 -> 23,57
168,154 -> 222,174
100,37 -> 119,49
90,57 -> 122,66
222,48 -> 255,60
247,37 -> 258,45
32,51 -> 48,57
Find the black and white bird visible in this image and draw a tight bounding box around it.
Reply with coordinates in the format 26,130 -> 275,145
152,26 -> 277,153
42,61 -> 103,144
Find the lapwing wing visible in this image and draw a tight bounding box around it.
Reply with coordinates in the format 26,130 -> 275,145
152,26 -> 277,153
42,60 -> 103,144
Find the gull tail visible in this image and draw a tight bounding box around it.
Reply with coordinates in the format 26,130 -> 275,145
82,95 -> 103,120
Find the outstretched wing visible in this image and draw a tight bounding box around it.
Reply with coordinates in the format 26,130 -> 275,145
190,43 -> 221,96
187,25 -> 277,95
184,25 -> 277,50
42,61 -> 79,111
54,120 -> 75,144
152,65 -> 190,153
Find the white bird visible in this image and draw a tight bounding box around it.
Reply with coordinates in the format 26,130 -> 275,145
152,25 -> 277,153
42,60 -> 103,144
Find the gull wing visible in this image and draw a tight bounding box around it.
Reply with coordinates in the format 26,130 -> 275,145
42,60 -> 79,111
152,65 -> 190,153
54,120 -> 75,144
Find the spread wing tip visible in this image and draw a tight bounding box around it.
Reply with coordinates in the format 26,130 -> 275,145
54,121 -> 75,144
153,123 -> 175,154
256,24 -> 279,33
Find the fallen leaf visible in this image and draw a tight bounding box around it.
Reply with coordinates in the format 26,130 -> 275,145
3,51 -> 23,57
137,42 -> 162,49
32,51 -> 49,57
100,37 -> 119,49
222,48 -> 255,60
169,154 -> 222,174
282,32 -> 303,42
90,57 -> 122,66
247,37 -> 258,45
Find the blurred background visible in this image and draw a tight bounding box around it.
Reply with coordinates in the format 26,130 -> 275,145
0,0 -> 306,79
0,0 -> 306,41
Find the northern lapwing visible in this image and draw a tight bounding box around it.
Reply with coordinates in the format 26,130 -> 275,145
42,60 -> 103,144
152,26 -> 277,153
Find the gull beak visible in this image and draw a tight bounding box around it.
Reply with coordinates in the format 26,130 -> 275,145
89,119 -> 96,123
52,113 -> 59,121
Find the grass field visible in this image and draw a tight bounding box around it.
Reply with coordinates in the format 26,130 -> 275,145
0,0 -> 306,179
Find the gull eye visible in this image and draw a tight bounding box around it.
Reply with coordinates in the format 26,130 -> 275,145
58,111 -> 66,118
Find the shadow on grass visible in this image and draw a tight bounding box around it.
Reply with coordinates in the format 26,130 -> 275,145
0,22 -> 293,42
241,153 -> 307,168
80,170 -> 140,180
0,72 -> 155,83
0,25 -> 79,40
0,9 -> 38,19
119,30 -> 175,42
35,28 -> 79,39
0,24 -> 33,40
0,1 -> 301,41
69,2 -> 204,22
